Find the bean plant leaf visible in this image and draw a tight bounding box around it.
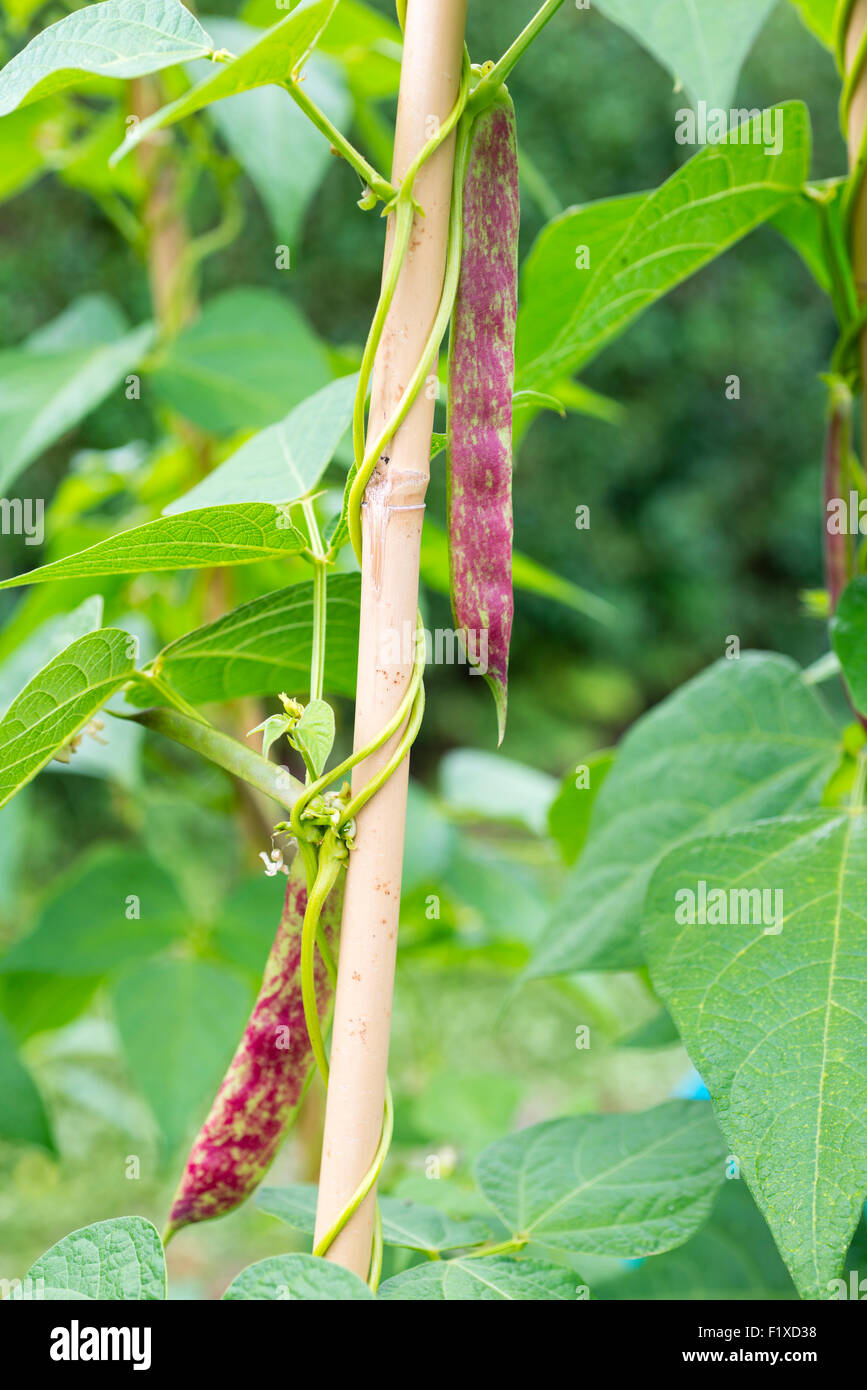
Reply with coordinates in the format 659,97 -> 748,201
0,504 -> 307,591
0,847 -> 187,976
378,1255 -> 581,1301
291,699 -> 334,778
547,748 -> 615,866
475,1101 -> 725,1257
598,1181 -> 797,1300
26,1216 -> 166,1300
0,301 -> 155,491
223,1253 -> 373,1301
0,0 -> 214,117
112,0 -> 336,163
195,19 -> 351,246
0,1013 -> 54,1150
113,958 -> 252,1155
528,653 -> 840,976
150,289 -> 330,434
0,629 -> 136,809
516,103 -> 811,390
642,812 -> 867,1301
135,573 -> 360,706
831,575 -> 867,714
0,596 -> 104,716
257,1183 -> 493,1253
420,516 -> 616,625
438,747 -> 557,837
594,0 -> 777,109
166,373 -> 357,514
786,0 -> 836,47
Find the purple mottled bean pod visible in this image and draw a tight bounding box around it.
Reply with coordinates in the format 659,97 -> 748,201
447,88 -> 519,744
165,858 -> 341,1237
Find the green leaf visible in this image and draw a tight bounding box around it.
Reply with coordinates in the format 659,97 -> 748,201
619,1007 -> 681,1049
598,1182 -> 797,1300
787,0 -> 836,47
379,1255 -> 580,1301
223,1252 -> 374,1300
113,959 -> 252,1155
547,748 -> 614,866
832,575 -> 867,714
476,1101 -> 725,1258
0,1013 -> 53,1150
310,0 -> 401,100
0,0 -> 214,117
150,288 -> 330,433
420,516 -> 613,622
27,1217 -> 166,1299
0,848 -> 187,976
0,503 -> 307,591
528,653 -> 839,976
516,104 -> 811,389
112,1 -> 336,163
642,811 -> 867,1300
0,299 -> 155,491
594,0 -> 776,108
771,181 -> 846,299
438,748 -> 557,837
257,1183 -> 492,1253
0,103 -> 59,204
196,19 -> 351,245
290,698 -> 333,778
0,972 -> 101,1043
0,629 -> 136,810
0,596 -> 104,716
166,374 -> 357,514
137,572 -> 359,706
210,875 -> 287,977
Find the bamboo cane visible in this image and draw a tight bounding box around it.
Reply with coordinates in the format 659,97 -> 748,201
312,0 -> 467,1276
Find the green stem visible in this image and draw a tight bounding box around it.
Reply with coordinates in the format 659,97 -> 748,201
133,671 -> 211,726
465,1237 -> 528,1259
300,840 -> 344,1085
301,497 -> 328,706
345,105 -> 473,563
468,0 -> 567,114
284,75 -> 395,204
118,706 -> 304,809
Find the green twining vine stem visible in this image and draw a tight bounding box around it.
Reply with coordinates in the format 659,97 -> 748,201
282,0 -> 567,1291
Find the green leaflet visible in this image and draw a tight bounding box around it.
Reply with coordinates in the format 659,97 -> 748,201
516,103 -> 811,390
594,0 -> 777,109
475,1101 -> 726,1257
112,958 -> 253,1156
136,573 -> 360,706
0,847 -> 187,976
257,1183 -> 493,1253
832,575 -> 867,714
165,373 -> 357,514
111,0 -> 337,163
0,0 -> 214,117
642,812 -> 867,1300
26,1217 -> 166,1300
598,1182 -> 797,1301
150,289 -> 331,434
378,1256 -> 580,1301
547,748 -> 615,866
223,1253 -> 373,1300
0,629 -> 136,809
0,1013 -> 54,1151
0,596 -> 104,716
0,296 -> 155,492
527,653 -> 840,976
194,21 -> 352,247
786,0 -> 836,47
0,503 -> 307,591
